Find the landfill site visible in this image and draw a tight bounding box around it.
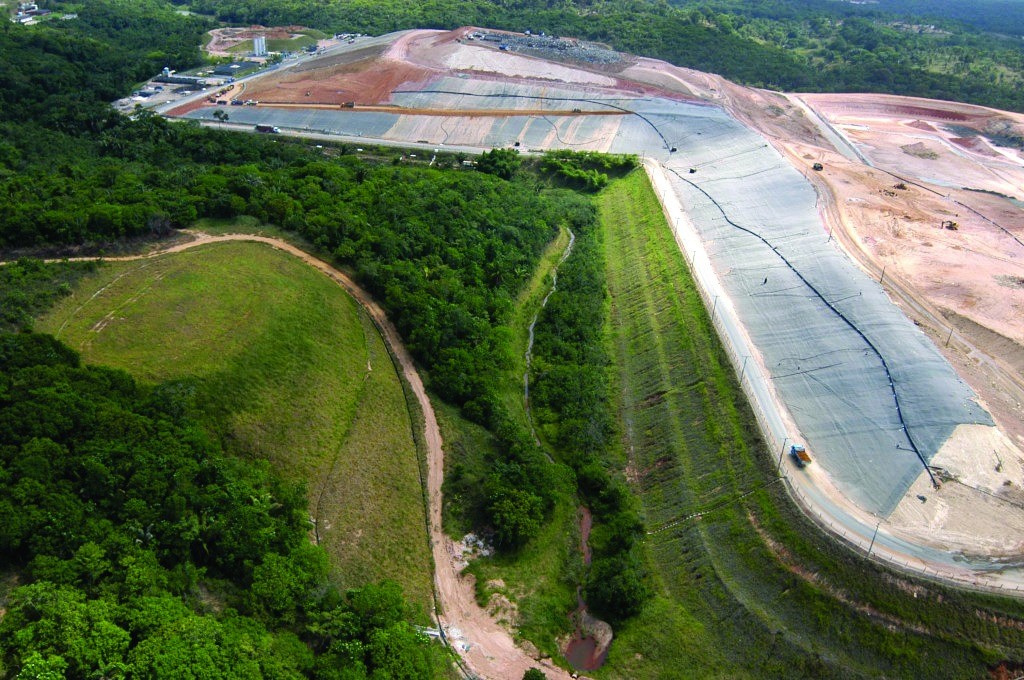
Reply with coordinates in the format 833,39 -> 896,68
164,27 -> 1024,587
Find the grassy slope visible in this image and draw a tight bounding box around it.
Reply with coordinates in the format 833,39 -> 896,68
36,240 -> 433,609
597,170 -> 1024,678
498,225 -> 572,435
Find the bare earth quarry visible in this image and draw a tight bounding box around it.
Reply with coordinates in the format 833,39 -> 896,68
164,26 -> 1024,679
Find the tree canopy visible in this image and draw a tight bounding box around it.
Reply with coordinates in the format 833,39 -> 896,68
0,333 -> 449,678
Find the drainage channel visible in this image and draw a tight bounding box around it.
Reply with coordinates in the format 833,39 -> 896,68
525,228 -> 576,447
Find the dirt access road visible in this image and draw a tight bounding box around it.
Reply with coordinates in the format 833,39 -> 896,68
35,232 -> 572,680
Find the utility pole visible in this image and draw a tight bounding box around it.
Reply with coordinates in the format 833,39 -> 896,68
777,437 -> 789,474
867,521 -> 881,557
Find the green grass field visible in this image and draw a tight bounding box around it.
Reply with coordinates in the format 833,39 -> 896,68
36,241 -> 433,609
225,32 -> 323,54
595,170 -> 1024,678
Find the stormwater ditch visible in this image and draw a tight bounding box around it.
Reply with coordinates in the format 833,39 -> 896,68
563,506 -> 611,672
525,228 -> 575,444
518,228 -> 610,670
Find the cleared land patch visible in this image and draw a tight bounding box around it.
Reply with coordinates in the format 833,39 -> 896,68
36,240 -> 433,608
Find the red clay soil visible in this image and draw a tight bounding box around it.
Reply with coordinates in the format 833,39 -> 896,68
804,93 -> 1006,128
244,27 -> 699,109
244,57 -> 436,106
817,100 -> 969,121
165,98 -> 210,117
876,104 -> 970,121
950,136 -> 1000,156
205,25 -> 309,55
991,661 -> 1024,680
907,119 -> 938,132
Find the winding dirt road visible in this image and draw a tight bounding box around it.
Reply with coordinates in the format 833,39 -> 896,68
28,232 -> 570,680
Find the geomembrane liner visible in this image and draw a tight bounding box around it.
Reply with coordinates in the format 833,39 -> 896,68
188,87 -> 994,518
607,98 -> 992,516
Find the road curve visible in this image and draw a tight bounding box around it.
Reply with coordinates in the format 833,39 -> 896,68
20,232 -> 572,680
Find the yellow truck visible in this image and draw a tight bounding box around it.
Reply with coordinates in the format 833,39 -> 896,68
790,444 -> 812,468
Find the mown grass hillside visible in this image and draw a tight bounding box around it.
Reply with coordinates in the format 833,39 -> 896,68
36,240 -> 433,609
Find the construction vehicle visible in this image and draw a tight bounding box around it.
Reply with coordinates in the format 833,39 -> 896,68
790,444 -> 812,468
254,124 -> 280,134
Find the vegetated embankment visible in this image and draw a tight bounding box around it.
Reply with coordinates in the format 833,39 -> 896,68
31,231 -> 573,679
596,170 -> 1024,678
36,240 -> 434,607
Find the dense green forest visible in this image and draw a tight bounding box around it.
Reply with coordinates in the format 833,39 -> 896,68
0,1 -> 591,674
1,0 -> 600,547
865,0 -> 1024,37
186,0 -> 1024,111
0,259 -> 98,332
1,0 -> 611,641
0,333 -> 448,678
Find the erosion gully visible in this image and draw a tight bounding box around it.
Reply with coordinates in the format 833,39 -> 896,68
564,506 -> 610,672
524,228 -> 575,445
520,228 -> 608,671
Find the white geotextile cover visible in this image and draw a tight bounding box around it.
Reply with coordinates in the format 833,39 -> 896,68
607,98 -> 992,516
186,86 -> 993,517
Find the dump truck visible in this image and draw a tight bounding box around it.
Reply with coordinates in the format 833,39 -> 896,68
790,444 -> 812,468
254,124 -> 280,134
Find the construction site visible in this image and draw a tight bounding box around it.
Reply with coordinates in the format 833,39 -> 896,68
165,21 -> 1024,580
159,23 -> 1024,675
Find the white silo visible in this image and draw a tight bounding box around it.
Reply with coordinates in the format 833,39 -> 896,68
253,36 -> 267,57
